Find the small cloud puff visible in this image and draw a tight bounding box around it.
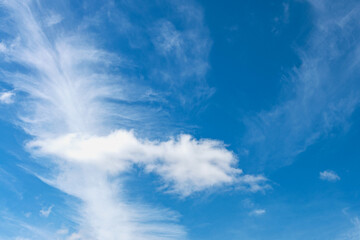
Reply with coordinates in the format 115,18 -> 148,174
40,205 -> 54,217
0,91 -> 15,104
319,170 -> 340,182
45,13 -> 63,27
249,209 -> 266,216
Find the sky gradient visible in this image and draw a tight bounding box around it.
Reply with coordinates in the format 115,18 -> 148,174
1,0 -> 360,239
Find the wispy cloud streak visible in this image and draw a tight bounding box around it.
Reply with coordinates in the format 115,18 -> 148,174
244,0 -> 360,168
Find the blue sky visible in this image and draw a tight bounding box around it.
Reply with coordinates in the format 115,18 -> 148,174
0,0 -> 360,239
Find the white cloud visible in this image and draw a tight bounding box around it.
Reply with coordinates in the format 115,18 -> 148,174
242,198 -> 255,209
28,130 -> 268,196
0,42 -> 7,52
40,165 -> 187,240
152,20 -> 183,55
0,0 -> 269,239
66,232 -> 83,240
56,228 -> 69,235
148,1 -> 212,104
40,205 -> 53,217
236,174 -> 270,193
244,0 -> 360,168
0,210 -> 59,240
0,91 -> 15,104
45,13 -> 63,27
249,209 -> 266,216
336,217 -> 360,240
0,1 -> 189,237
320,170 -> 340,182
347,217 -> 360,239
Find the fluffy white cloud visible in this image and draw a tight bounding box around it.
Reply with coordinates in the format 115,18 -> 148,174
28,130 -> 267,196
319,170 -> 340,182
